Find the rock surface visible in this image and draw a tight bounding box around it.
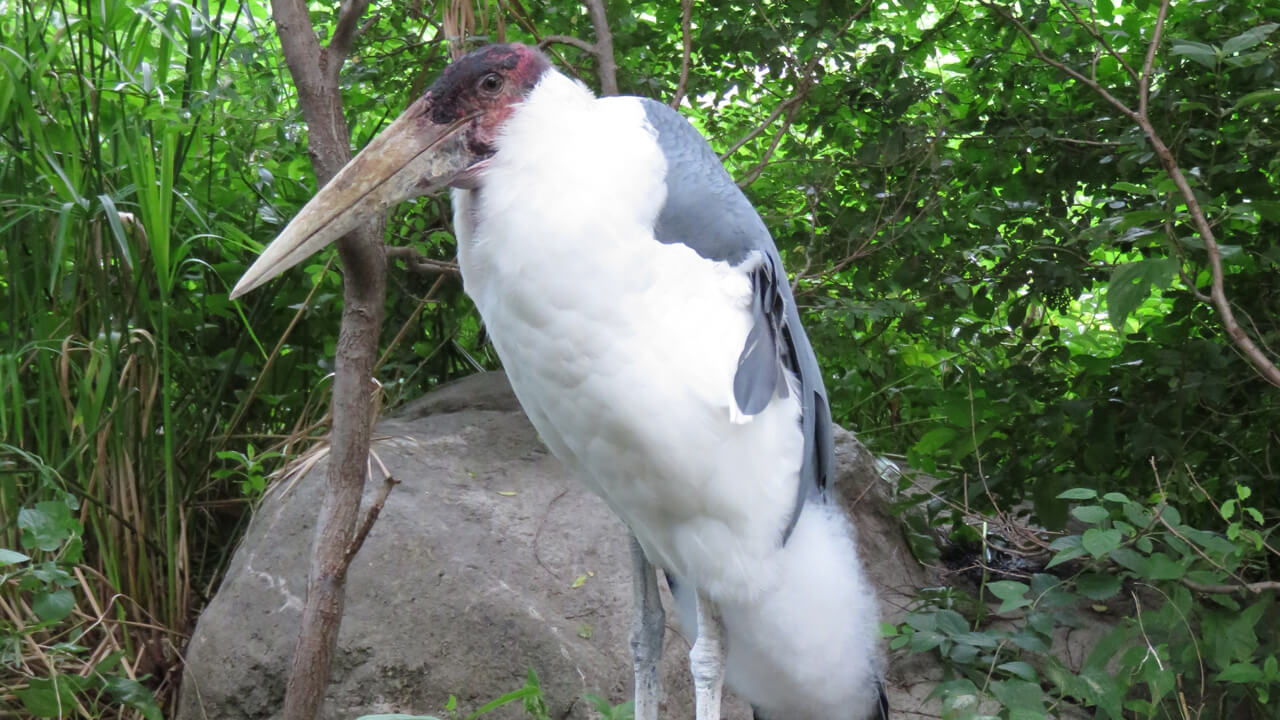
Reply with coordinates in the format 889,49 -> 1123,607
177,371 -> 936,720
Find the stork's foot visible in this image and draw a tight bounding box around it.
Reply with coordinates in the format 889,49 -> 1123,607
629,535 -> 665,720
690,590 -> 725,720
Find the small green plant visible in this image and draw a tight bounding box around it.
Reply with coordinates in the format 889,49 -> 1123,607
213,443 -> 284,499
894,479 -> 1279,719
2,488 -> 163,719
584,693 -> 635,720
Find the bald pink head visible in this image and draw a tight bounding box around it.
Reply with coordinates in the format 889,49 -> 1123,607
418,44 -> 552,159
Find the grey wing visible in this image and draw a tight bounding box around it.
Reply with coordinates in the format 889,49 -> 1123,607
638,98 -> 834,531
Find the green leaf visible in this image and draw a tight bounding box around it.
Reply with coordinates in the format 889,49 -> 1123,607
1222,23 -> 1278,55
998,661 -> 1039,682
1082,528 -> 1123,557
0,548 -> 30,565
1231,88 -> 1280,112
1170,40 -> 1219,68
934,609 -> 970,635
913,427 -> 957,456
18,677 -> 77,718
18,501 -> 80,552
988,580 -> 1032,613
1145,552 -> 1185,580
1058,488 -> 1098,500
1107,258 -> 1177,329
1122,502 -> 1151,527
1109,547 -> 1150,574
103,677 -> 164,720
1071,505 -> 1110,525
1076,572 -> 1122,600
1216,663 -> 1264,683
990,678 -> 1047,717
33,589 -> 75,622
1047,536 -> 1086,569
933,678 -> 981,716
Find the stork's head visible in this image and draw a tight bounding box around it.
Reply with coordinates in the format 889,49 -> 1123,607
231,43 -> 550,298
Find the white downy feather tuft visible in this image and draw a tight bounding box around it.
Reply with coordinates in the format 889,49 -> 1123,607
671,501 -> 883,720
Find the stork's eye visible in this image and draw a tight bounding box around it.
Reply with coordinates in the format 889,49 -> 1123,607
478,72 -> 504,95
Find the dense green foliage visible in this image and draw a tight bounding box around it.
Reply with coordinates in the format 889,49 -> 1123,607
1,0 -> 1277,717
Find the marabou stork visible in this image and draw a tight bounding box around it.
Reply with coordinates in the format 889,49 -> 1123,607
233,43 -> 887,720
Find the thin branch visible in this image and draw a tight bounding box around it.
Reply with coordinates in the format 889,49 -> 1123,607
533,0 -> 617,95
385,245 -> 461,276
1137,118 -> 1280,387
356,12 -> 380,40
328,0 -> 375,74
982,1 -> 1139,122
1057,0 -> 1139,83
721,6 -> 865,160
538,34 -> 595,54
1046,135 -> 1125,147
670,0 -> 693,109
1183,578 -> 1280,595
1138,0 -> 1170,117
736,95 -> 804,188
720,94 -> 805,160
501,0 -> 590,85
376,273 -> 449,374
582,0 -> 617,95
340,461 -> 400,573
269,2 -> 387,720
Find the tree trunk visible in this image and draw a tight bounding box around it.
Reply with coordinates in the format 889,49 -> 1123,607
268,1 -> 386,719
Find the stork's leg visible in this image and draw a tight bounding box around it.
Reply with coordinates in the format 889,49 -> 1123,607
690,589 -> 725,720
628,535 -> 664,720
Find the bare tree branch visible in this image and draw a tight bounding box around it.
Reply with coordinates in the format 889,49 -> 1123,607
670,0 -> 693,109
538,34 -> 596,54
536,0 -> 618,95
357,12 -> 381,41
500,0 -> 590,85
983,2 -> 1138,122
341,461 -> 400,572
328,0 -> 375,78
376,274 -> 450,374
720,94 -> 805,160
1057,0 -> 1139,83
720,7 -> 864,161
385,245 -> 461,276
1183,578 -> 1280,595
1138,0 -> 1170,118
269,1 -> 389,719
737,95 -> 804,188
583,0 -> 617,95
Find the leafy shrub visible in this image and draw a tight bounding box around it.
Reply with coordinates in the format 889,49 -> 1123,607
892,479 -> 1279,719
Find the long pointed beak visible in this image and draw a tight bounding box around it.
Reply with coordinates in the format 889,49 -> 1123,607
231,100 -> 475,299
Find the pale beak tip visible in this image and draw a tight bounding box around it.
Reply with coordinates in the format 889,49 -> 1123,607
229,275 -> 259,300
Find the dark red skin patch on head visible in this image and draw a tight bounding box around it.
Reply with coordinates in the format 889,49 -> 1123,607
423,44 -> 550,126
408,44 -> 550,180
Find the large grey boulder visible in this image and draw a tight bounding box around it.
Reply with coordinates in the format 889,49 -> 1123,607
177,372 -> 934,720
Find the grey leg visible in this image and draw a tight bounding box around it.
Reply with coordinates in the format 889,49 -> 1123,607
629,535 -> 664,720
690,589 -> 725,720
